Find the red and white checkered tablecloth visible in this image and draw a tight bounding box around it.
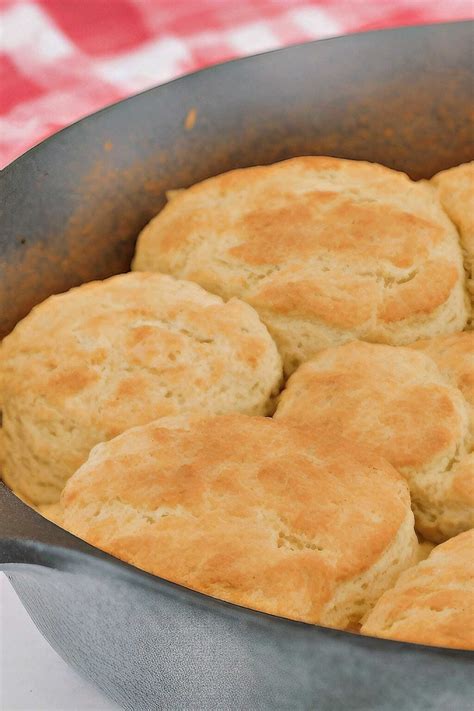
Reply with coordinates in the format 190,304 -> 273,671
1,0 -> 472,167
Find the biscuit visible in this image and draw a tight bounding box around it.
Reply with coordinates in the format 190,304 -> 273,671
431,162 -> 474,324
415,539 -> 436,563
409,331 -> 474,428
275,339 -> 473,542
362,530 -> 474,650
133,156 -> 468,373
38,502 -> 64,527
0,272 -> 282,505
61,414 -> 418,628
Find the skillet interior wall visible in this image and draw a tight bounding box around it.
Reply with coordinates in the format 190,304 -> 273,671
1,22 -> 473,341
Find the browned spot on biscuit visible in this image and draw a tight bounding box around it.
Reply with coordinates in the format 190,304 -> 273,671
379,261 -> 458,322
49,368 -> 99,396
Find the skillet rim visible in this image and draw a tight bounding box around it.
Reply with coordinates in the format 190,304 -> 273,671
2,18 -> 472,171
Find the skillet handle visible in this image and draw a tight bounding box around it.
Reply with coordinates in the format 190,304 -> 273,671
0,481 -> 93,567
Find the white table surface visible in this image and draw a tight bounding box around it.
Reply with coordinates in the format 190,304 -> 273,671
1,573 -> 119,711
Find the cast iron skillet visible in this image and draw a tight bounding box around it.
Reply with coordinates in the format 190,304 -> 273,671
1,22 -> 473,711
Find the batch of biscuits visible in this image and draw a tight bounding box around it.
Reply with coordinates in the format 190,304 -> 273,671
1,157 -> 473,649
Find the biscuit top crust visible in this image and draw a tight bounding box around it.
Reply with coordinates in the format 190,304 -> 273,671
275,339 -> 470,474
133,157 -> 467,372
431,162 -> 474,272
0,271 -> 282,434
409,332 -> 474,425
274,338 -> 473,542
362,529 -> 474,650
61,413 -> 414,624
0,272 -> 282,503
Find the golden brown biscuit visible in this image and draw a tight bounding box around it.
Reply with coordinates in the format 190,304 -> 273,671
0,425 -> 4,471
415,539 -> 436,564
362,530 -> 474,650
133,156 -> 468,373
38,502 -> 64,527
61,414 -> 418,628
275,339 -> 473,542
409,332 -> 474,428
431,162 -> 474,323
0,272 -> 282,505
